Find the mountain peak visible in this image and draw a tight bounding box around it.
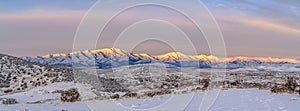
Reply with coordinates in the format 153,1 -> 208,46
155,52 -> 191,60
42,53 -> 68,58
25,48 -> 299,69
191,55 -> 219,62
96,48 -> 128,56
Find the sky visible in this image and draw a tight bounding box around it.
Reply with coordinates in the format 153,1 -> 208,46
0,0 -> 299,58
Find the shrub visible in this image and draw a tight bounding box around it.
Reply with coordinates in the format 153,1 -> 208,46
146,89 -> 171,97
199,78 -> 210,89
60,88 -> 80,102
284,76 -> 298,91
110,94 -> 120,99
2,98 -> 17,104
122,92 -> 138,98
271,86 -> 287,93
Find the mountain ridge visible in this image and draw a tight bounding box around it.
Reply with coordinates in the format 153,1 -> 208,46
23,48 -> 299,69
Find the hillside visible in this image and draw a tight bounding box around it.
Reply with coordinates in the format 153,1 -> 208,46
0,53 -> 74,94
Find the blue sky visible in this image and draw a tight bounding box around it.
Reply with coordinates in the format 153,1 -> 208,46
0,0 -> 299,58
0,0 -> 96,12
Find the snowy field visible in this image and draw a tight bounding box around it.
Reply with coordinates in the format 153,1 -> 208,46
1,82 -> 299,111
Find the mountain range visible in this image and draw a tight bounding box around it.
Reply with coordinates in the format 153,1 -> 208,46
23,48 -> 299,69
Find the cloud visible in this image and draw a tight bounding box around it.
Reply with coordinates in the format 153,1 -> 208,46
0,9 -> 85,21
215,4 -> 226,8
206,0 -> 300,29
219,15 -> 300,36
238,19 -> 300,35
212,13 -> 300,58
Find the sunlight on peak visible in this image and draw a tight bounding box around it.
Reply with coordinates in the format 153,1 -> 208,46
191,55 -> 220,62
162,52 -> 188,57
42,53 -> 67,58
154,52 -> 191,60
98,48 -> 127,56
222,56 -> 300,63
36,48 -> 299,63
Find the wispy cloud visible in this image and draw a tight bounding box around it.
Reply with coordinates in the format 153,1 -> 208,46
215,3 -> 226,8
0,9 -> 85,20
208,0 -> 300,29
221,15 -> 300,36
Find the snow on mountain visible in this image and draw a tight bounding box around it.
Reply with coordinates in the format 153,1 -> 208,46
154,52 -> 192,61
222,56 -> 299,63
23,48 -> 299,69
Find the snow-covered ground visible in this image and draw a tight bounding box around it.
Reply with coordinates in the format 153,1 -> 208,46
1,54 -> 300,111
0,82 -> 96,111
1,82 -> 299,111
228,64 -> 300,72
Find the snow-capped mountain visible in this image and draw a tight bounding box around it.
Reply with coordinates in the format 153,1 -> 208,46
0,53 -> 76,94
23,48 -> 214,69
23,48 -> 299,69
